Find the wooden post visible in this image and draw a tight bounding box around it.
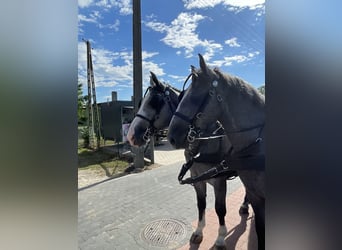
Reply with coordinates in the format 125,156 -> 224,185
132,0 -> 144,168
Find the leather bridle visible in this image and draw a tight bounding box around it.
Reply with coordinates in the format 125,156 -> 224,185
174,74 -> 264,144
136,85 -> 179,141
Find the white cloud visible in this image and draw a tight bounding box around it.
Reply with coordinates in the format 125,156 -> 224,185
95,0 -> 110,8
183,0 -> 222,9
78,42 -> 164,90
224,0 -> 265,10
95,0 -> 132,15
168,74 -> 188,85
142,51 -> 159,60
183,0 -> 265,11
116,0 -> 132,15
108,19 -> 120,31
225,37 -> 241,47
79,0 -> 94,8
78,14 -> 97,23
145,12 -> 222,60
99,19 -> 120,31
211,51 -> 260,67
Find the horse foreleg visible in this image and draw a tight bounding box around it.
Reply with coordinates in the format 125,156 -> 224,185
190,181 -> 207,244
248,193 -> 265,250
252,199 -> 265,250
213,178 -> 227,249
239,193 -> 250,215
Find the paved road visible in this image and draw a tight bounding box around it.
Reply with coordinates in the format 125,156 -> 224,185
78,160 -> 243,250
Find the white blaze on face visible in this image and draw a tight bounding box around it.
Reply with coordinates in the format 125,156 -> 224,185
126,96 -> 151,146
127,117 -> 137,146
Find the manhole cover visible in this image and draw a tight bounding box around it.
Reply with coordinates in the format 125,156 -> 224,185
141,219 -> 187,247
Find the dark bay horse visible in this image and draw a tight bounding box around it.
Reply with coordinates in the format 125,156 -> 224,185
167,55 -> 265,250
127,72 -> 249,249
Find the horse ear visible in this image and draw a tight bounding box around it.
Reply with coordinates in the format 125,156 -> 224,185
150,71 -> 165,90
191,65 -> 198,78
198,53 -> 209,75
150,71 -> 158,86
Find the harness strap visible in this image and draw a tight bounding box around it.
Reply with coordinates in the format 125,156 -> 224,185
227,139 -> 265,171
227,155 -> 265,171
165,93 -> 176,115
194,134 -> 226,140
227,123 -> 264,134
173,85 -> 213,125
136,113 -> 153,124
179,162 -> 238,185
177,159 -> 194,183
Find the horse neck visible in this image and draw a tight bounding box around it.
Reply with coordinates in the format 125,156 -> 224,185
217,78 -> 265,151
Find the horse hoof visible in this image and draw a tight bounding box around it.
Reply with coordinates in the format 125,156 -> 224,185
239,206 -> 249,215
190,233 -> 203,244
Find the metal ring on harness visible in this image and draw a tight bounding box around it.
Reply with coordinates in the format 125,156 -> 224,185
187,135 -> 195,143
187,125 -> 197,143
196,112 -> 203,119
143,127 -> 152,141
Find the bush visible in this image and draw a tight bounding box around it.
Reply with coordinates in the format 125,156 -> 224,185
80,127 -> 90,148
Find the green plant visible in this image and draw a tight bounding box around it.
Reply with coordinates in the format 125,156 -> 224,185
80,127 -> 90,148
78,82 -> 88,125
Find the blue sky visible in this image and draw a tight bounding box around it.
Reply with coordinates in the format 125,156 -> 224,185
78,0 -> 265,102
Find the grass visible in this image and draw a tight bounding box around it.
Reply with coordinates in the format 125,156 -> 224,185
78,147 -> 131,177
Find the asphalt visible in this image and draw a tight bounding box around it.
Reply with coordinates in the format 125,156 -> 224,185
78,140 -> 257,250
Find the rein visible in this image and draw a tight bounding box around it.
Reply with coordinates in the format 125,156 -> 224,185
177,122 -> 238,185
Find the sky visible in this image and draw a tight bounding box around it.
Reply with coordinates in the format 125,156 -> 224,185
78,0 -> 265,103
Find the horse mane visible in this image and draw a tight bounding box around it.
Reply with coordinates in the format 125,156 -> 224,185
213,67 -> 265,104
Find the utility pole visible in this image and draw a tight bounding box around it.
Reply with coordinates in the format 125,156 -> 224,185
84,39 -> 101,149
132,0 -> 145,168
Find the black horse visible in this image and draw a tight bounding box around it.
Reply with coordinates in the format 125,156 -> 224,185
127,72 -> 249,249
168,55 -> 265,250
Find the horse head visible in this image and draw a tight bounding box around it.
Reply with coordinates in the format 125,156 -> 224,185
127,72 -> 179,146
168,54 -> 222,148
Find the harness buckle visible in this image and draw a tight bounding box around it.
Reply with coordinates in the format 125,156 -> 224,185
220,160 -> 229,169
255,137 -> 262,143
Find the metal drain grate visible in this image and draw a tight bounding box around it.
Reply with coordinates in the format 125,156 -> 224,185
141,219 -> 186,247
